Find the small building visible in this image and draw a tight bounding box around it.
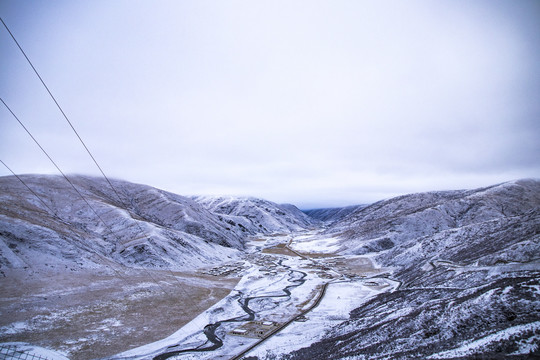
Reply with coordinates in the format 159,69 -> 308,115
228,320 -> 280,339
231,329 -> 248,336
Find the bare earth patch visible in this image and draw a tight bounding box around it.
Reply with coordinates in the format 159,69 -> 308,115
295,251 -> 336,259
261,243 -> 300,257
0,267 -> 239,360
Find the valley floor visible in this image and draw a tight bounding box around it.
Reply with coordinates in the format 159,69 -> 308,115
0,268 -> 238,359
100,231 -> 394,360
1,230 -> 393,360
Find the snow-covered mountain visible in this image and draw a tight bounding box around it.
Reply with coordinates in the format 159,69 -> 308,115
326,179 -> 540,257
0,175 -> 315,272
1,175 -> 538,359
287,179 -> 540,359
191,195 -> 317,234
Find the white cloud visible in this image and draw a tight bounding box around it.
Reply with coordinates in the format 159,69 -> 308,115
1,0 -> 539,207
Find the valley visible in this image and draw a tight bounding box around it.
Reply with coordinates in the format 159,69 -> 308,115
1,175 -> 539,359
107,231 -> 393,360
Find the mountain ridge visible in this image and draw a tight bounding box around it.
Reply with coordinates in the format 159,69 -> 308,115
285,178 -> 540,359
1,176 -> 538,359
191,195 -> 317,234
0,174 -> 316,272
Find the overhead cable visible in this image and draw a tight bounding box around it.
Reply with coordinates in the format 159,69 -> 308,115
0,16 -> 126,209
0,158 -> 147,287
0,158 -> 62,221
0,98 -> 170,296
1,18 -> 210,316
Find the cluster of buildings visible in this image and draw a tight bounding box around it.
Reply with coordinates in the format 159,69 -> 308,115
229,320 -> 280,339
199,261 -> 245,277
246,254 -> 283,276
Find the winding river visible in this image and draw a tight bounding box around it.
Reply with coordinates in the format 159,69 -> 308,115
153,262 -> 307,360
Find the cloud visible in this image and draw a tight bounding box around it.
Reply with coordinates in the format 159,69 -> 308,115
1,0 -> 539,207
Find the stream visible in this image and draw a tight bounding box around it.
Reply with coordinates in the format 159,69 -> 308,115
153,262 -> 307,360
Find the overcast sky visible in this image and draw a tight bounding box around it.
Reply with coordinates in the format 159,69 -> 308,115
1,1 -> 539,208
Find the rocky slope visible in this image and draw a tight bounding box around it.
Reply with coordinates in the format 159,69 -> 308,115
191,196 -> 317,234
0,175 -> 315,272
286,179 -> 540,359
327,179 -> 540,257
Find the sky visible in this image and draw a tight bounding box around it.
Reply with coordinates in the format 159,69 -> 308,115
0,0 -> 539,209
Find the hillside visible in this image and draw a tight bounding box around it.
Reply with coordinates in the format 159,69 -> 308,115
0,175 -> 238,272
0,175 -> 316,272
0,174 -> 317,359
0,177 -> 538,359
286,179 -> 540,359
191,196 -> 317,234
326,179 -> 540,256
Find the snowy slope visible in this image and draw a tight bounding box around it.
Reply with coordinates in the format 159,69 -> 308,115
0,175 -> 318,272
0,175 -> 246,271
191,196 -> 318,234
328,179 -> 540,255
286,179 -> 540,359
288,273 -> 540,359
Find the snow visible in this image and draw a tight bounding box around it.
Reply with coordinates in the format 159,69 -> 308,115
428,322 -> 540,358
290,236 -> 341,253
247,281 -> 380,357
107,260 -> 313,359
104,231 -> 396,360
2,175 -> 312,272
191,195 -> 316,234
2,176 -> 539,359
0,321 -> 27,335
510,334 -> 540,355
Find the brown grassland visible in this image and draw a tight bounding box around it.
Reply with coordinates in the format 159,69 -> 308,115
0,268 -> 239,359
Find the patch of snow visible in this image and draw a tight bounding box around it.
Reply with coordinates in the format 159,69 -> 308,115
428,321 -> 540,358
0,321 -> 27,335
290,236 -> 341,253
510,333 -> 540,355
247,280 -> 381,358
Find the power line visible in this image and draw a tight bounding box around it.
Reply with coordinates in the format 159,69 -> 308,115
0,16 -> 146,247
1,98 -> 110,232
0,15 -> 183,276
0,159 -> 62,221
0,97 -> 171,296
0,158 -> 145,288
1,17 -> 211,326
0,16 -> 125,206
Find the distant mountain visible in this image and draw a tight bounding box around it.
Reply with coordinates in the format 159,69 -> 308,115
0,175 -> 314,272
324,179 -> 540,256
287,179 -> 540,359
302,205 -> 367,224
191,196 -> 318,234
